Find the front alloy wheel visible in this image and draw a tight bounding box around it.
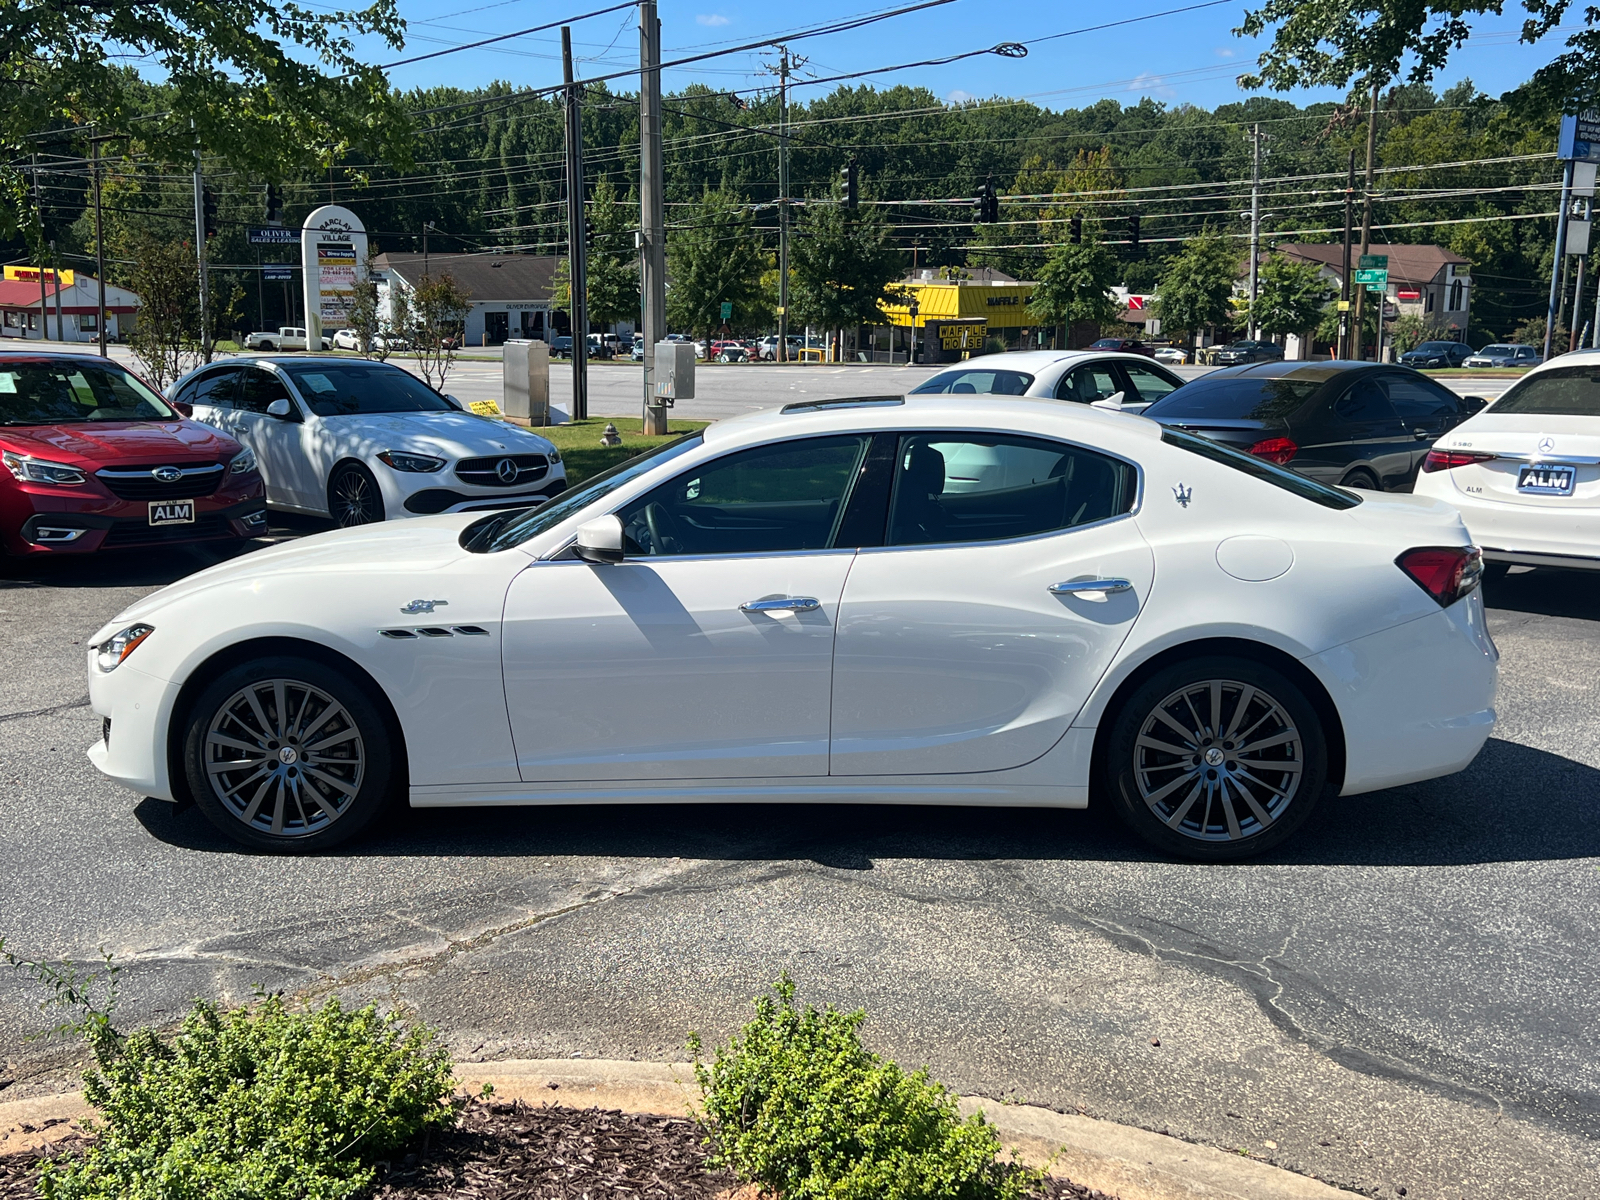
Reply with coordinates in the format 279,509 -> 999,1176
184,657 -> 394,851
330,463 -> 384,526
1105,657 -> 1327,860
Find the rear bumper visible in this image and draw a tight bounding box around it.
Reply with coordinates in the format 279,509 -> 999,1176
1306,591 -> 1499,796
1415,482 -> 1600,568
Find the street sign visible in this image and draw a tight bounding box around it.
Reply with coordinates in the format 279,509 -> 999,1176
1365,281 -> 1385,292
720,301 -> 732,320
248,226 -> 300,245
262,266 -> 294,281
1355,268 -> 1388,286
1358,254 -> 1389,269
1558,111 -> 1600,163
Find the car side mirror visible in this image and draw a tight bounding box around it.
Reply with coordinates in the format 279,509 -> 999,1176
1462,395 -> 1488,413
1090,391 -> 1126,411
444,394 -> 464,411
574,514 -> 625,564
170,401 -> 193,418
266,398 -> 295,420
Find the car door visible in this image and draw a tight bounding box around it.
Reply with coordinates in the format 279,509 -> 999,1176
1385,372 -> 1468,473
177,365 -> 244,433
1055,361 -> 1123,404
829,431 -> 1153,776
499,434 -> 877,782
232,367 -> 320,508
1330,375 -> 1415,489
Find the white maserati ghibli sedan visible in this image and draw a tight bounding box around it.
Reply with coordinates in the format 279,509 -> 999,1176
1414,347 -> 1599,577
86,395 -> 1498,860
167,357 -> 566,524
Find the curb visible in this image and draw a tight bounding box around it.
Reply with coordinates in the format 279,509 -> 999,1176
3,1060 -> 1359,1200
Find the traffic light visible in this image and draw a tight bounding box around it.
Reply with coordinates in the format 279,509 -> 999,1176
264,183 -> 281,223
1070,216 -> 1082,244
202,187 -> 219,239
842,157 -> 858,209
975,178 -> 999,224
1127,212 -> 1141,251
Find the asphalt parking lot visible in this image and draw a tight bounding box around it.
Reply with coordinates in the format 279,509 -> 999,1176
1,522 -> 1596,1199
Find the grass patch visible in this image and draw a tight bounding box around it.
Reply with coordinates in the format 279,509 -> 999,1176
533,416 -> 710,486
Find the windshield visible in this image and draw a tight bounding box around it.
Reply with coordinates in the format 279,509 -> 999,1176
1413,342 -> 1457,352
1143,376 -> 1321,421
1487,366 -> 1600,416
278,362 -> 454,416
1162,428 -> 1360,510
483,433 -> 705,552
1480,345 -> 1515,355
909,367 -> 1034,396
0,359 -> 175,426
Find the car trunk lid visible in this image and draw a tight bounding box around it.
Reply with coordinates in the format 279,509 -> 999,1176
1432,413 -> 1600,510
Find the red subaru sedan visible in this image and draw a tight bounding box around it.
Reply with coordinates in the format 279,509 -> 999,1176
0,353 -> 266,558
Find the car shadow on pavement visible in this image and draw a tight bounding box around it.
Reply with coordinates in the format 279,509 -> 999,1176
1484,566 -> 1600,622
133,737 -> 1597,869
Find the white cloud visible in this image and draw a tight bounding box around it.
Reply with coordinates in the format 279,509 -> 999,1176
946,89 -> 977,104
1128,72 -> 1177,99
1215,47 -> 1235,58
695,13 -> 730,25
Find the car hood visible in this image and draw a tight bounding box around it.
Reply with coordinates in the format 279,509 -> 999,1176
320,411 -> 557,456
0,419 -> 238,465
99,515 -> 486,635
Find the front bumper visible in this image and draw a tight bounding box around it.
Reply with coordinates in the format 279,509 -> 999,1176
401,476 -> 568,515
87,657 -> 181,801
9,495 -> 267,555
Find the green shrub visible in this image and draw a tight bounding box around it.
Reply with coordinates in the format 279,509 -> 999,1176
39,995 -> 459,1200
689,977 -> 1043,1200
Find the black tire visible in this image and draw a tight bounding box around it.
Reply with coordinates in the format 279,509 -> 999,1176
183,656 -> 395,852
1340,468 -> 1379,491
329,463 -> 384,526
1103,656 -> 1329,861
258,341 -> 275,351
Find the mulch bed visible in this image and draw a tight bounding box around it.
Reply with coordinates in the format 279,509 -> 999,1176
0,1101 -> 1120,1200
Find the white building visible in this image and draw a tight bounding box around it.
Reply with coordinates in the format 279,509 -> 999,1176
0,273 -> 141,343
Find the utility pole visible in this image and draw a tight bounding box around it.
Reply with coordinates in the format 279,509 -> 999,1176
192,138 -> 212,359
639,0 -> 667,434
1339,148 -> 1355,359
92,138 -> 107,355
1247,123 -> 1263,340
562,25 -> 590,421
777,45 -> 791,364
423,221 -> 434,278
1571,252 -> 1587,353
1544,158 -> 1575,363
1353,80 -> 1379,361
49,240 -> 63,345
31,154 -> 48,341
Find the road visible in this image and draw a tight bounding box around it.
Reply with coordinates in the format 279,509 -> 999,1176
1,538 -> 1596,1199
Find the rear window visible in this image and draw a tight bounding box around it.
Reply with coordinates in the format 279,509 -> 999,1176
1162,428 -> 1360,510
1479,345 -> 1514,355
1142,376 -> 1321,421
1488,366 -> 1600,416
909,368 -> 1034,396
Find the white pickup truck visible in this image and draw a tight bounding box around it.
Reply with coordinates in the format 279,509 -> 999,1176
244,326 -> 331,351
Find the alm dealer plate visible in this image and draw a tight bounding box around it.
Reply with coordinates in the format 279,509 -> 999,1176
149,500 -> 196,525
1517,464 -> 1576,496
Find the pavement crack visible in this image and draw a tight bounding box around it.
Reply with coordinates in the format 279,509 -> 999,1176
0,696 -> 91,724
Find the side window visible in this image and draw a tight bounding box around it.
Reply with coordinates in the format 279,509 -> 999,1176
235,368 -> 293,415
1334,379 -> 1398,424
1119,363 -> 1181,405
887,433 -> 1135,547
618,435 -> 871,557
187,368 -> 241,409
1055,364 -> 1121,403
1386,376 -> 1458,420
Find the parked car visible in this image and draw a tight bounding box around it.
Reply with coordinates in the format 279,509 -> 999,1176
1210,340 -> 1285,366
710,341 -> 749,363
1,352 -> 266,558
630,337 -> 645,361
586,333 -> 613,360
1153,346 -> 1187,365
1398,340 -> 1474,369
551,335 -> 574,358
245,326 -> 331,352
88,392 -> 1497,862
1089,337 -> 1156,358
1414,347 -> 1600,576
1464,343 -> 1541,368
756,335 -> 803,361
907,350 -> 1186,414
1141,360 -> 1487,492
168,357 -> 567,525
330,329 -> 408,354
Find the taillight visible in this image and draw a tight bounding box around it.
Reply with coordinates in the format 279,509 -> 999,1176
1422,449 -> 1496,473
1397,546 -> 1482,607
1248,436 -> 1298,465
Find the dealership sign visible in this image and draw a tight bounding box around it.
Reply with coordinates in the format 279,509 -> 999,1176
300,205 -> 367,343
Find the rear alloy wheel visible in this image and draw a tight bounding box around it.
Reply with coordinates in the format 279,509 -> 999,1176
1104,657 -> 1328,861
184,656 -> 394,852
329,463 -> 384,526
1340,468 -> 1379,491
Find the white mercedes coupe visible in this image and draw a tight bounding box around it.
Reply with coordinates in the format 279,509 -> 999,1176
86,395 -> 1499,860
168,357 -> 566,524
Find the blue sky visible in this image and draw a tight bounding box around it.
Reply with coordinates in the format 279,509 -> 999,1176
365,0 -> 1577,111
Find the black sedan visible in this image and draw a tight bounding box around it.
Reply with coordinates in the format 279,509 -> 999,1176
1210,339 -> 1285,366
1398,340 -> 1474,369
1140,360 -> 1488,492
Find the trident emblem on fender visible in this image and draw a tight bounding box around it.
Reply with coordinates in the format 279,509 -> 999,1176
1173,483 -> 1193,508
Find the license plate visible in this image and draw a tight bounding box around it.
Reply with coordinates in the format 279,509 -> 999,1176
1517,464 -> 1576,496
149,500 -> 195,525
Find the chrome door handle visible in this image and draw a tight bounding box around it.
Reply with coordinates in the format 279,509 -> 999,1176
1049,579 -> 1133,595
740,597 -> 821,613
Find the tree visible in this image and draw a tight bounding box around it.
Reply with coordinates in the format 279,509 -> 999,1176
344,250 -> 389,361
1248,255 -> 1332,339
789,190 -> 904,347
124,235 -> 200,391
551,178 -> 640,335
1155,227 -> 1240,350
665,188 -> 769,338
1027,237 -> 1119,342
406,274 -> 471,392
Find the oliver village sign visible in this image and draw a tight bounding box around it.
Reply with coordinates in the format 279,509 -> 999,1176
301,206 -> 368,346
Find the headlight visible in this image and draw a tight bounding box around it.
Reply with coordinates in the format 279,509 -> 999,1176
95,624 -> 154,672
228,447 -> 258,476
548,448 -> 562,464
377,450 -> 447,473
3,450 -> 87,486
